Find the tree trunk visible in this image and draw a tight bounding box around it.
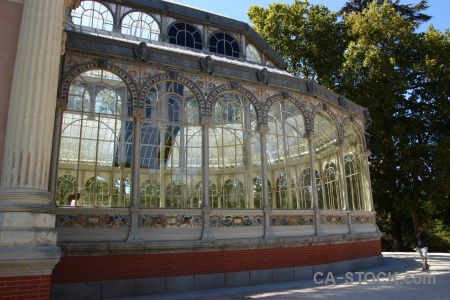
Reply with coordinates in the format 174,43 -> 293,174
391,216 -> 404,251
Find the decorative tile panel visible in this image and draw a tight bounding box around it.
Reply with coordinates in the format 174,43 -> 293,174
138,214 -> 203,228
320,214 -> 347,225
351,215 -> 375,225
270,214 -> 315,226
56,214 -> 131,228
209,215 -> 264,227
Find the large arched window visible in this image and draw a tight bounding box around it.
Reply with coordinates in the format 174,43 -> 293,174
314,111 -> 344,210
223,178 -> 245,208
84,176 -> 109,207
140,179 -> 160,208
71,1 -> 114,31
194,181 -> 218,208
209,32 -> 240,58
300,168 -> 316,210
56,175 -> 78,206
57,69 -> 132,207
121,11 -> 160,40
140,81 -> 201,208
168,22 -> 203,50
344,123 -> 370,211
210,91 -> 261,209
266,100 -> 309,209
253,177 -> 270,209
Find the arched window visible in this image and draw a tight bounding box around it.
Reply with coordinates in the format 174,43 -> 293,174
253,177 -> 270,209
194,181 -> 218,208
275,173 -> 298,209
166,181 -> 186,208
84,176 -> 109,206
209,32 -> 240,58
112,177 -> 131,207
56,175 -> 78,206
300,168 -> 317,210
140,180 -> 160,208
344,123 -> 369,211
57,69 -> 132,207
168,22 -> 202,50
210,91 -> 261,209
224,178 -> 245,208
71,1 -> 114,31
266,100 -> 309,209
314,111 -> 343,210
121,11 -> 160,40
140,81 -> 201,208
246,44 -> 261,63
323,161 -> 342,210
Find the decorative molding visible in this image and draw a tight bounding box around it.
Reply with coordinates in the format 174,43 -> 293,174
134,42 -> 149,62
306,79 -> 317,97
170,71 -> 178,79
98,58 -> 108,68
338,95 -> 348,109
200,56 -> 214,74
257,68 -> 270,85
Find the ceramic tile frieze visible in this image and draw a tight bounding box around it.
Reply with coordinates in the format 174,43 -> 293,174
56,214 -> 131,228
209,215 -> 264,227
320,214 -> 347,225
351,215 -> 375,225
138,214 -> 203,228
269,214 -> 315,226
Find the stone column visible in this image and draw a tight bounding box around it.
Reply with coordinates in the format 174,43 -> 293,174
0,0 -> 75,289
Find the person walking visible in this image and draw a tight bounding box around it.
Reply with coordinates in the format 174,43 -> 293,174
415,225 -> 429,271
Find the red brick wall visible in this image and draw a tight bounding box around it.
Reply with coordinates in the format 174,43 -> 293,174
0,275 -> 51,300
52,240 -> 381,285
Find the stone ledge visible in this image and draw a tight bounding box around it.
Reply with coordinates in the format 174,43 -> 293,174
58,232 -> 382,256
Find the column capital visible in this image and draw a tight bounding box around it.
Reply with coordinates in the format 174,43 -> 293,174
304,131 -> 316,140
258,124 -> 270,134
201,116 -> 212,125
132,108 -> 145,120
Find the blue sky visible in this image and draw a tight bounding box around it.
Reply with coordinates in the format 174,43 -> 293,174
168,0 -> 449,32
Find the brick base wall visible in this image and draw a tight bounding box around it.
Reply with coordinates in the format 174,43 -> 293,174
0,275 -> 51,300
52,240 -> 381,285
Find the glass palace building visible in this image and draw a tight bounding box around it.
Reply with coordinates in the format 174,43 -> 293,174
0,1 -> 382,299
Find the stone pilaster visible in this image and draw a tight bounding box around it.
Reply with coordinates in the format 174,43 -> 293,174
0,0 -> 66,279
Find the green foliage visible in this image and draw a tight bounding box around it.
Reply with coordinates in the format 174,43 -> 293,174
248,0 -> 450,251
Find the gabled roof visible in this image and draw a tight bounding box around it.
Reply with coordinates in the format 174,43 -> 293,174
123,0 -> 285,68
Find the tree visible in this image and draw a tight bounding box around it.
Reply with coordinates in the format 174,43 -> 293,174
248,0 -> 449,251
339,0 -> 431,28
248,0 -> 345,86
